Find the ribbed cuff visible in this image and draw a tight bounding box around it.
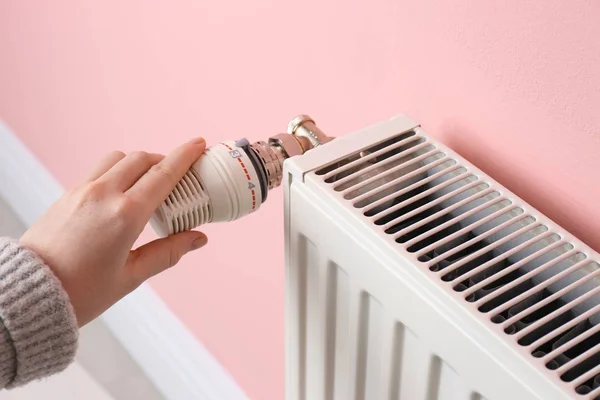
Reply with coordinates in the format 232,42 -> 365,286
0,237 -> 78,388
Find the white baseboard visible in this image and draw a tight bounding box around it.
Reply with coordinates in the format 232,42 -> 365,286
0,120 -> 248,400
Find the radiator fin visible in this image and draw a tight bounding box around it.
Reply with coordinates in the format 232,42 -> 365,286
315,129 -> 600,399
354,292 -> 370,400
399,328 -> 436,399
388,322 -> 406,399
332,266 -> 351,400
324,263 -> 340,400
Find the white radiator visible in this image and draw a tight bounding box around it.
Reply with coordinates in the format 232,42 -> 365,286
284,115 -> 600,400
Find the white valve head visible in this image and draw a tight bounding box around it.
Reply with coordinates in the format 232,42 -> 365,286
150,139 -> 268,237
149,115 -> 333,238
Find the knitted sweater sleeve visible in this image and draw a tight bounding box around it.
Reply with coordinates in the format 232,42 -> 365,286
0,237 -> 78,389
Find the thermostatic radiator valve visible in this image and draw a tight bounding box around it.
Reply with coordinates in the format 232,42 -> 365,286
150,115 -> 333,237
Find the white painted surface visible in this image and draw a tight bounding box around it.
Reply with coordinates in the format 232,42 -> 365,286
77,320 -> 165,400
0,364 -> 114,400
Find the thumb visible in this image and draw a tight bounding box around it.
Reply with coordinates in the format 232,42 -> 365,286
128,231 -> 208,282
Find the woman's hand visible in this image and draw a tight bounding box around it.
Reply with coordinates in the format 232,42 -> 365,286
20,138 -> 208,327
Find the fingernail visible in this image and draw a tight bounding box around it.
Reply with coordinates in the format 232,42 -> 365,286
189,137 -> 206,145
190,235 -> 208,250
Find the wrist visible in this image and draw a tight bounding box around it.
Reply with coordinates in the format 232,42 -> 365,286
0,237 -> 79,387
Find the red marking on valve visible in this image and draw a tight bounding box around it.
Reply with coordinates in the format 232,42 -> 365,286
221,143 -> 257,211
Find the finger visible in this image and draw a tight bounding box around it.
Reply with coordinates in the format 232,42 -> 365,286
126,137 -> 205,213
99,152 -> 164,192
127,231 -> 207,283
85,151 -> 126,181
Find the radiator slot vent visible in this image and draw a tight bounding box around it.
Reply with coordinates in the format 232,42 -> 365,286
315,129 -> 600,398
357,161 -> 461,211
316,131 -> 417,177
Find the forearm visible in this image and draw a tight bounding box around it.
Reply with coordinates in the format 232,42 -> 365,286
0,237 -> 78,389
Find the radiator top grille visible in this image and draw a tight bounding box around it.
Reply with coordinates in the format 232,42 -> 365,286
316,128 -> 600,398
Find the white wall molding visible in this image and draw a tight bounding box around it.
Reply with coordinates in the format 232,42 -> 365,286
0,120 -> 248,400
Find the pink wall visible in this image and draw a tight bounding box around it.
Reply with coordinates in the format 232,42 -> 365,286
1,2 -> 599,399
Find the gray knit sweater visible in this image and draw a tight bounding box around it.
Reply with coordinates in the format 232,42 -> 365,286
0,237 -> 79,389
